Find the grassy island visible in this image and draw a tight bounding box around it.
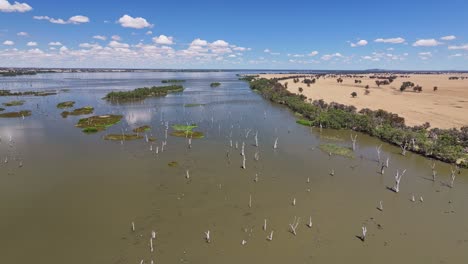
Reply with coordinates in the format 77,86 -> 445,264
0,90 -> 57,97
57,101 -> 75,109
132,125 -> 151,133
161,79 -> 185,83
3,100 -> 25,106
242,76 -> 468,167
75,115 -> 123,133
61,106 -> 94,118
104,85 -> 184,102
104,134 -> 143,141
210,82 -> 221,87
0,110 -> 31,118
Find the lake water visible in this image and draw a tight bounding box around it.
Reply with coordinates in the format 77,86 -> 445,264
0,72 -> 467,264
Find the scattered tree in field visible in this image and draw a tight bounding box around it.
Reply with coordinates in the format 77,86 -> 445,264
400,81 -> 415,92
298,87 -> 303,93
365,90 -> 370,95
433,86 -> 438,91
337,78 -> 343,83
413,85 -> 423,92
351,92 -> 357,98
365,85 -> 370,89
284,82 -> 288,88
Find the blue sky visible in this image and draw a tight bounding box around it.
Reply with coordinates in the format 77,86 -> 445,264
1,0 -> 467,69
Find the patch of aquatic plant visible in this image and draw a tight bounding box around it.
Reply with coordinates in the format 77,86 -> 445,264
210,82 -> 221,87
0,90 -> 56,96
320,144 -> 354,158
104,85 -> 184,102
60,89 -> 70,92
168,161 -> 179,167
148,137 -> 157,142
103,134 -> 143,141
171,123 -> 204,138
296,119 -> 313,126
0,110 -> 31,118
132,125 -> 151,133
81,127 -> 100,134
3,100 -> 25,106
320,135 -> 345,141
184,103 -> 205,107
57,101 -> 75,109
161,79 -> 185,83
170,131 -> 205,139
0,107 -> 4,111
75,115 -> 123,131
243,78 -> 468,167
172,124 -> 198,131
61,106 -> 94,118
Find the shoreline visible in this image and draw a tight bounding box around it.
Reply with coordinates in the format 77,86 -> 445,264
241,75 -> 468,168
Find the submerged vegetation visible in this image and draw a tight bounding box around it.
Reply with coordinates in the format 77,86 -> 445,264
0,110 -> 31,118
61,106 -> 94,118
320,144 -> 354,158
3,100 -> 25,106
0,107 -> 4,111
75,115 -> 123,133
210,82 -> 221,87
57,101 -> 75,109
244,77 -> 468,167
103,134 -> 143,141
132,125 -> 151,133
104,85 -> 184,102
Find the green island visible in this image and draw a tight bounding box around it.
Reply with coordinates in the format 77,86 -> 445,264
3,100 -> 25,106
210,82 -> 221,87
0,89 -> 57,97
132,125 -> 151,133
104,85 -> 184,102
242,76 -> 468,167
61,106 -> 94,118
184,103 -> 205,107
75,115 -> 123,133
320,143 -> 354,158
161,79 -> 186,83
103,134 -> 143,141
0,110 -> 32,118
57,101 -> 76,109
0,107 -> 4,111
171,124 -> 205,139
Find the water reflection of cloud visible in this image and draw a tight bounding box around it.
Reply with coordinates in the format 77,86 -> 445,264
125,109 -> 153,125
0,120 -> 46,143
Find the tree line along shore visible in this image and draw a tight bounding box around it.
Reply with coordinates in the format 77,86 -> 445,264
240,75 -> 468,168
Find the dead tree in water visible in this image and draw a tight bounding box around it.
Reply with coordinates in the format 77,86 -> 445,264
431,161 -> 436,182
267,231 -> 274,241
350,134 -> 358,151
380,163 -> 385,175
450,167 -> 456,188
400,141 -> 408,156
359,226 -> 367,242
274,137 -> 278,149
307,216 -> 313,228
391,169 -> 406,193
376,144 -> 382,162
289,217 -> 300,236
377,201 -> 383,211
204,230 -> 211,243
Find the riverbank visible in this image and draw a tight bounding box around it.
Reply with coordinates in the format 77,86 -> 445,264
241,76 -> 468,167
259,73 -> 468,129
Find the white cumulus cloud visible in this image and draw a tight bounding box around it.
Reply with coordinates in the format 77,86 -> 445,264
448,44 -> 468,51
33,15 -> 89,24
308,51 -> 319,56
374,37 -> 405,44
48,42 -> 62,46
17,31 -> 28,36
412,39 -> 442,47
440,35 -> 456,41
26,41 -> 37,46
350,39 -> 368,47
152,35 -> 174,45
118,14 -> 152,29
3,40 -> 14,45
0,0 -> 32,13
93,35 -> 107,41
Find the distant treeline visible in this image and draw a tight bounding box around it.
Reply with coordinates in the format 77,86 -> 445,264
104,85 -> 184,101
161,79 -> 186,83
0,89 -> 57,96
241,76 -> 467,167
